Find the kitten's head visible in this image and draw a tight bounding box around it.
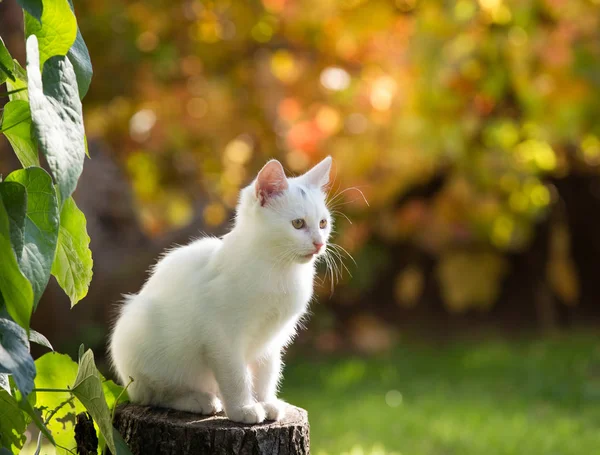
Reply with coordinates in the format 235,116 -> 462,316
238,156 -> 333,264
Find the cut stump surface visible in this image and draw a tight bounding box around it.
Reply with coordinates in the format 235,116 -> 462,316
113,403 -> 310,455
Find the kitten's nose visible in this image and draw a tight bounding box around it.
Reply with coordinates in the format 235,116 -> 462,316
313,242 -> 324,252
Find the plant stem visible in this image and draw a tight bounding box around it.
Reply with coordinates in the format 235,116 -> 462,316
44,395 -> 76,425
33,387 -> 72,393
111,376 -> 134,423
56,443 -> 77,455
0,87 -> 26,97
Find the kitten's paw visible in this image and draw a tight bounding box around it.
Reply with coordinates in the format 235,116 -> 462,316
201,394 -> 223,414
227,403 -> 266,424
169,393 -> 222,415
261,399 -> 287,421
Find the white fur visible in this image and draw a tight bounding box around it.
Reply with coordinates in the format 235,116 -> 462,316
109,157 -> 333,423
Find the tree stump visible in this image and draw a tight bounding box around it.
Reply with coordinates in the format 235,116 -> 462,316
112,404 -> 310,455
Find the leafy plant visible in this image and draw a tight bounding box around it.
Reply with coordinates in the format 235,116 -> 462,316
0,0 -> 131,453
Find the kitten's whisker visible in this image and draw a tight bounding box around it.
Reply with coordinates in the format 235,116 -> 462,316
324,181 -> 344,205
321,254 -> 329,293
326,186 -> 370,208
330,243 -> 358,265
331,210 -> 352,225
335,254 -> 352,278
326,182 -> 357,205
331,250 -> 344,281
328,243 -> 357,266
324,253 -> 335,295
327,198 -> 369,211
323,244 -> 353,281
324,249 -> 341,286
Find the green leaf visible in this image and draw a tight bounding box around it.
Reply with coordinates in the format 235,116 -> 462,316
6,61 -> 28,102
26,35 -> 86,203
17,0 -> 93,99
0,182 -> 27,261
112,428 -> 133,455
0,101 -> 29,133
16,0 -> 43,20
0,38 -> 15,84
72,349 -> 117,454
0,311 -> 35,397
34,352 -> 85,454
5,168 -> 60,308
96,365 -> 128,412
0,198 -> 33,330
67,30 -> 92,99
101,378 -> 133,454
0,100 -> 39,167
15,389 -> 56,446
24,0 -> 77,69
102,379 -> 127,411
51,196 -> 93,306
66,0 -> 93,99
0,390 -> 27,454
29,329 -> 53,351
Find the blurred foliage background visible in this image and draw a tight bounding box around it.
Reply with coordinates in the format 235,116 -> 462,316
4,0 -> 600,453
1,0 -> 600,342
3,0 -> 600,349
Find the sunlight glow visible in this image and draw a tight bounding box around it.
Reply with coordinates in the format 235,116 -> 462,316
224,136 -> 253,165
370,76 -> 397,111
129,109 -> 157,142
320,67 -> 351,91
385,390 -> 403,407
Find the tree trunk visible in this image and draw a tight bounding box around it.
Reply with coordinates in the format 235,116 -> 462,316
110,404 -> 310,455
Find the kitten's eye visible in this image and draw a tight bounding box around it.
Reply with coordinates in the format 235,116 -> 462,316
319,219 -> 328,229
292,219 -> 305,229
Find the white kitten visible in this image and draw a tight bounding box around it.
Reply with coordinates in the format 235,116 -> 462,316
109,156 -> 333,424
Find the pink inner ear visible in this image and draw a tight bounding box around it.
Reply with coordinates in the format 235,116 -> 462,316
255,160 -> 288,206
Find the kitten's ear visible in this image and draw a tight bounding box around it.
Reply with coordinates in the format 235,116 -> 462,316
255,159 -> 288,206
301,156 -> 332,190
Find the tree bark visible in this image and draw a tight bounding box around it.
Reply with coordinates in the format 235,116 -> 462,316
111,404 -> 310,455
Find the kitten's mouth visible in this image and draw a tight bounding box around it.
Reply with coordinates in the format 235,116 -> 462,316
302,250 -> 320,260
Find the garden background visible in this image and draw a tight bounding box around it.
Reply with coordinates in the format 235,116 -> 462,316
1,0 -> 600,453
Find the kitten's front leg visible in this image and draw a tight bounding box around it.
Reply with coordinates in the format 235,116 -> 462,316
212,353 -> 266,424
253,349 -> 287,421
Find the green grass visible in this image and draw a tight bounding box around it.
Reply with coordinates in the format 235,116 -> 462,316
281,334 -> 600,455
